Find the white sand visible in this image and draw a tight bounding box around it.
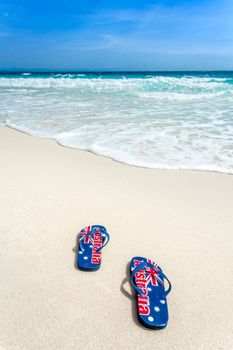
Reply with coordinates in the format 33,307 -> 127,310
0,125 -> 233,350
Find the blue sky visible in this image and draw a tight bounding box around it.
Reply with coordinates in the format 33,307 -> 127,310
0,0 -> 233,70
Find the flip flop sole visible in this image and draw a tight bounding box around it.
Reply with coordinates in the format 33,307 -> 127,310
130,256 -> 169,329
77,225 -> 107,271
78,264 -> 101,272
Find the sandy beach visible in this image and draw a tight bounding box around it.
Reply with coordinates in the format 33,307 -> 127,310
0,124 -> 232,350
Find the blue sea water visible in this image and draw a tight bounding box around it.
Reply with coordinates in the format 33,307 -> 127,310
0,71 -> 233,173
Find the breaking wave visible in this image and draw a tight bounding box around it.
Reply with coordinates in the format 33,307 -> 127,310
0,72 -> 233,173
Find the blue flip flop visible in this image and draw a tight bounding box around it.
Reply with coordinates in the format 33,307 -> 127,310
130,256 -> 172,329
77,225 -> 110,271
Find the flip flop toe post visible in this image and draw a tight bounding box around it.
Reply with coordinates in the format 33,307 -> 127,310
130,256 -> 172,329
77,225 -> 110,271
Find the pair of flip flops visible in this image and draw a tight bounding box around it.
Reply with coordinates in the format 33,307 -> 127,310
77,225 -> 172,329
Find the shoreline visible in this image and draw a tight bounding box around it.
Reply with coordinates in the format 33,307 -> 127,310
0,124 -> 233,350
2,122 -> 232,175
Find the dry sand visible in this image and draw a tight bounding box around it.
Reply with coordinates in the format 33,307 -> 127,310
0,125 -> 233,350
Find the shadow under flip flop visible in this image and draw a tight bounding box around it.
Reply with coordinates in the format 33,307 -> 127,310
72,232 -> 80,270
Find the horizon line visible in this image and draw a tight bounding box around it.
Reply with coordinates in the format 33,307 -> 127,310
1,69 -> 233,73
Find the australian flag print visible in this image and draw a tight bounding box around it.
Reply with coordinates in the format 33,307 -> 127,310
77,225 -> 110,271
130,256 -> 172,329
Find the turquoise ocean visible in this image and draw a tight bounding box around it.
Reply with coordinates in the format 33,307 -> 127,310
0,71 -> 233,173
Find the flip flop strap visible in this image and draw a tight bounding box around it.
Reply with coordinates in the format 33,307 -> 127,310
131,261 -> 172,299
79,226 -> 110,252
97,230 -> 110,252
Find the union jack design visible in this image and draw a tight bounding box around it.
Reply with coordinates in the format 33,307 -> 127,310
79,226 -> 95,244
144,259 -> 165,288
80,226 -> 101,245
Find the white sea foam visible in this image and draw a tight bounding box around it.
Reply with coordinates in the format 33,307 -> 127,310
0,74 -> 233,173
0,75 -> 230,90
